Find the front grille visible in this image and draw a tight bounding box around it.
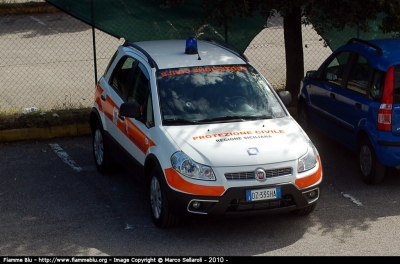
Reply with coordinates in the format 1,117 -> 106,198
224,167 -> 292,180
226,194 -> 295,212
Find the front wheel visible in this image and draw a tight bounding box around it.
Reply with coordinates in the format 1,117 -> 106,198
149,167 -> 180,229
358,137 -> 386,185
297,101 -> 312,133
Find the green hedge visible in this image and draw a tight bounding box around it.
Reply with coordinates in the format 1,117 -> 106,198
0,2 -> 60,15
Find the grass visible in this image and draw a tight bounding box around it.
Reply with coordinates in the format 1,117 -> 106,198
0,0 -> 60,15
0,107 -> 91,131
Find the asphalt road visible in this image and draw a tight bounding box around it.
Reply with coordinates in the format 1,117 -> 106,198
1,131 -> 399,256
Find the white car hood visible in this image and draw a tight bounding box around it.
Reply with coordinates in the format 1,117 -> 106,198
163,117 -> 309,167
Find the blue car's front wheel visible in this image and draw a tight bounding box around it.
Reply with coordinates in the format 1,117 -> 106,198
297,101 -> 312,133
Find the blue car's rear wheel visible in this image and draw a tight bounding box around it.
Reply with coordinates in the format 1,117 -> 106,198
359,137 -> 386,185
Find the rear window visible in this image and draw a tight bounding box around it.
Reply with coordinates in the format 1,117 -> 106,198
156,65 -> 286,124
371,66 -> 400,104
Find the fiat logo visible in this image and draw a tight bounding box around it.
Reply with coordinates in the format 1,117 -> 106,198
254,168 -> 266,182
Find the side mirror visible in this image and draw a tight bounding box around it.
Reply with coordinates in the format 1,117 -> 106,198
120,102 -> 141,119
278,90 -> 292,106
326,72 -> 338,81
306,70 -> 317,79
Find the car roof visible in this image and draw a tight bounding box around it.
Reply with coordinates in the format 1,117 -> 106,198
128,39 -> 247,70
368,38 -> 400,64
338,38 -> 400,69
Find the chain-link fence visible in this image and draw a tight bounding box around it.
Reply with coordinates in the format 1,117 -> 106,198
0,0 -> 333,112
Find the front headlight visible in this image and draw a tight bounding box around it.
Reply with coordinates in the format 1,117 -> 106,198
298,140 -> 318,173
171,151 -> 216,181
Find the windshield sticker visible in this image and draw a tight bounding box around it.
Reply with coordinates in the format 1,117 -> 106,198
160,66 -> 248,77
192,130 -> 285,141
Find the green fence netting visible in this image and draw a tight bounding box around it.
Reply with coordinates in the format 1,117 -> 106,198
45,0 -> 267,52
316,13 -> 396,51
45,0 -> 398,53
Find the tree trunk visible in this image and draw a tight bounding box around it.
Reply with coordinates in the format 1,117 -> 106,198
283,6 -> 304,104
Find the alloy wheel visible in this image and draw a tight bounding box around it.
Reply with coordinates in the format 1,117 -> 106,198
359,145 -> 372,176
94,129 -> 104,166
150,176 -> 162,219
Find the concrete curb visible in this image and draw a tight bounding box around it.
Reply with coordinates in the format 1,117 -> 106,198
0,124 -> 91,143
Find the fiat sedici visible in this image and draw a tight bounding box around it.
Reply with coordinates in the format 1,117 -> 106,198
90,37 -> 323,228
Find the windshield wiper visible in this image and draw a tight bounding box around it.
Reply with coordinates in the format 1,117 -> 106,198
197,115 -> 273,123
163,118 -> 198,124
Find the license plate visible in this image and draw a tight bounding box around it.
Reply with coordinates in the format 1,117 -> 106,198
246,187 -> 281,202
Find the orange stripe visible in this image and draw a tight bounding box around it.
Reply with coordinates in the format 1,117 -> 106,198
164,168 -> 225,196
96,84 -> 156,153
125,118 -> 156,154
95,84 -> 104,113
295,156 -> 323,189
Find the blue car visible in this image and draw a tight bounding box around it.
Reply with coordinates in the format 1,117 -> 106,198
298,38 -> 400,185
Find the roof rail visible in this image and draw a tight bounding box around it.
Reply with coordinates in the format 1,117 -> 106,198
202,37 -> 249,62
346,38 -> 383,56
123,41 -> 158,69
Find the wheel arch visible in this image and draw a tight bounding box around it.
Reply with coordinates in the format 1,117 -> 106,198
144,154 -> 163,186
356,129 -> 370,150
297,94 -> 307,113
90,108 -> 102,131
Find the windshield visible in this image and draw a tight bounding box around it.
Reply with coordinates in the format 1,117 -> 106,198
157,65 -> 286,124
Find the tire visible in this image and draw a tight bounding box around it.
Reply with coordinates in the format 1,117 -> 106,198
358,137 -> 386,185
297,101 -> 312,133
149,167 -> 180,229
292,202 -> 317,216
92,121 -> 114,174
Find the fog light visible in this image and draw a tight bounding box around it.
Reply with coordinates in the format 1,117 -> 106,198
192,201 -> 201,209
308,190 -> 317,198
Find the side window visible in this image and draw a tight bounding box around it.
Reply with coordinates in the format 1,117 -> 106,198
110,56 -> 136,97
104,50 -> 119,77
324,51 -> 351,87
371,70 -> 385,99
127,62 -> 150,119
146,93 -> 155,128
347,54 -> 372,95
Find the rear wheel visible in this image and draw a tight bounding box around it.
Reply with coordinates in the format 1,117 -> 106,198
358,137 -> 386,185
92,121 -> 113,174
149,167 -> 180,229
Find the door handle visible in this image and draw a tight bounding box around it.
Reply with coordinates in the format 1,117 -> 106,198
355,103 -> 362,109
101,94 -> 106,101
329,93 -> 336,99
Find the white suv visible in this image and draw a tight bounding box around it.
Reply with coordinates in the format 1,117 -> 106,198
90,37 -> 322,228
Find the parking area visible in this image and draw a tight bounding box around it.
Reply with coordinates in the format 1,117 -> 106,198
1,132 -> 399,256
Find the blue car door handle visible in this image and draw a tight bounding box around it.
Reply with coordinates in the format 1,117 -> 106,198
330,93 -> 336,99
355,103 -> 362,109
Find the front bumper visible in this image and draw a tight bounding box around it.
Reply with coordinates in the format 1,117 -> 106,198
166,182 -> 320,216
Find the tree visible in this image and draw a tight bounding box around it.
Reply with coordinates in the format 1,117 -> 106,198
162,0 -> 400,100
